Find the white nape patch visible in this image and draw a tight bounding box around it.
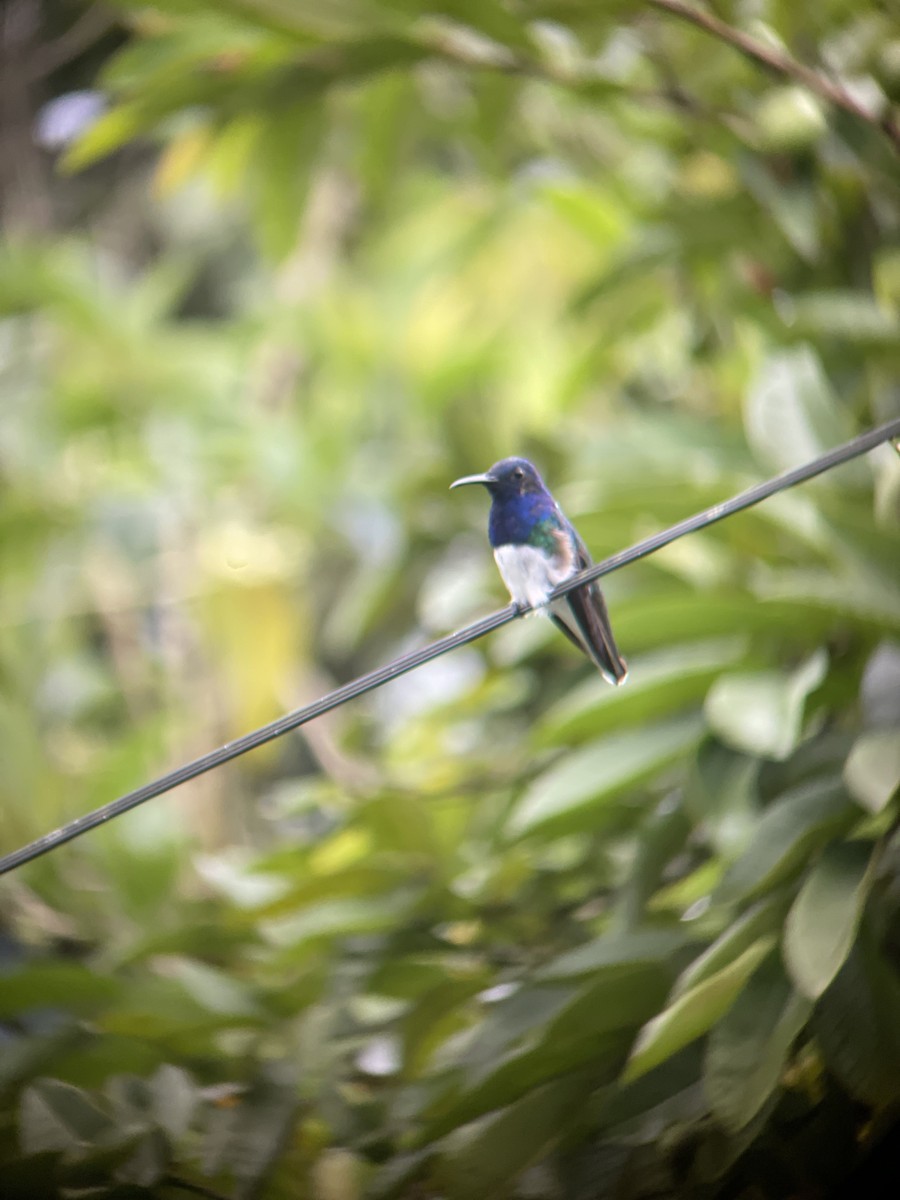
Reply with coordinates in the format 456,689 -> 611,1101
493,544 -> 570,610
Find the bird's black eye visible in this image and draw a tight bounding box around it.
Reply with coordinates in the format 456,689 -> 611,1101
513,467 -> 524,480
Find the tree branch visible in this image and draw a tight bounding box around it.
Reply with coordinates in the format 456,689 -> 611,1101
648,0 -> 900,153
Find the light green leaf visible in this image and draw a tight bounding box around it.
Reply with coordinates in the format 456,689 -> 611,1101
538,638 -> 747,745
616,593 -> 837,653
506,714 -> 705,839
705,649 -> 828,761
671,892 -> 792,1000
253,98 -> 325,260
166,958 -> 263,1018
150,1065 -> 197,1140
744,346 -> 864,482
262,893 -> 414,946
844,730 -> 900,814
704,953 -> 811,1132
62,103 -> 147,171
783,841 -> 876,999
781,290 -> 900,348
717,778 -> 857,903
622,937 -> 775,1083
754,86 -> 826,151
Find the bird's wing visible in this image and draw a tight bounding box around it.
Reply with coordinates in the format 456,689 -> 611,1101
548,525 -> 628,685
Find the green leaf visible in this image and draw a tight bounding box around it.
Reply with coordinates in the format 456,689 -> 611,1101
261,893 -> 414,946
437,1070 -> 595,1200
814,925 -> 900,1106
705,649 -> 828,761
368,1149 -> 432,1200
537,928 -> 688,980
716,778 -> 857,903
0,963 -> 120,1018
506,714 -> 705,839
150,1065 -> 197,1140
424,970 -> 664,1138
781,290 -> 900,348
253,98 -> 325,260
165,958 -> 263,1018
783,841 -> 876,999
740,161 -> 820,260
613,795 -> 692,930
19,1080 -> 113,1155
616,592 -> 839,653
201,1068 -> 299,1191
744,346 -> 865,483
843,730 -> 900,814
622,937 -> 775,1083
753,86 -> 826,151
704,952 -> 811,1132
62,103 -> 148,171
671,891 -> 792,1000
538,638 -> 747,745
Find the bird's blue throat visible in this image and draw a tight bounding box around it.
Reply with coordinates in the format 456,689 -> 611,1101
488,493 -> 560,550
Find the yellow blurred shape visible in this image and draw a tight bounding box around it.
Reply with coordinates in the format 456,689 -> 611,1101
310,829 -> 371,875
677,152 -> 738,200
154,126 -> 211,198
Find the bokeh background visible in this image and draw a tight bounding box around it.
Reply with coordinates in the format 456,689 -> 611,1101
1,2 -> 900,1197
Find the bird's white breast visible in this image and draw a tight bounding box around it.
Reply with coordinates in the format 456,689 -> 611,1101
493,544 -> 570,610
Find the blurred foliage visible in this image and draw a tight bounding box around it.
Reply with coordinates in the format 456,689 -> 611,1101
1,0 -> 900,1197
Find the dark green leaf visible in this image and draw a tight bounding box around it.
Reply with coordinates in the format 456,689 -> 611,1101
716,778 -> 857,903
704,952 -> 811,1132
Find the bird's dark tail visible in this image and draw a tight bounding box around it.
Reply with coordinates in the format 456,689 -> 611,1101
550,584 -> 628,686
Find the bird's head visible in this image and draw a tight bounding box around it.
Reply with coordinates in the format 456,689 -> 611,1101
450,457 -> 547,500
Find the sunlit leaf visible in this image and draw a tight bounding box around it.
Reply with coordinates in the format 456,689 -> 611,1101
507,715 -> 705,839
622,938 -> 775,1083
783,840 -> 876,999
843,730 -> 900,814
705,649 -> 827,761
538,638 -> 747,745
671,891 -> 792,1000
744,346 -> 865,482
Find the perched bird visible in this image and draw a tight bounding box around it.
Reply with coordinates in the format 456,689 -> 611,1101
451,457 -> 627,685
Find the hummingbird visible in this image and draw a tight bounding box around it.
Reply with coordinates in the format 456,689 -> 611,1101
451,457 -> 628,685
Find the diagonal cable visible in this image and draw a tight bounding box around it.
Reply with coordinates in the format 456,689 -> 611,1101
1,416 -> 898,876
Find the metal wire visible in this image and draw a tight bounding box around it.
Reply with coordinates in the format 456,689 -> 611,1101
1,416 -> 899,876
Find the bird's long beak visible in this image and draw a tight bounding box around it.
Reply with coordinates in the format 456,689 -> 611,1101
450,472 -> 495,490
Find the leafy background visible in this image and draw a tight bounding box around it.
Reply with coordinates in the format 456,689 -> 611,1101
1,1 -> 900,1197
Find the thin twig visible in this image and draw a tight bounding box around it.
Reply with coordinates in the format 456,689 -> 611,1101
0,416 -> 899,876
648,0 -> 900,152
